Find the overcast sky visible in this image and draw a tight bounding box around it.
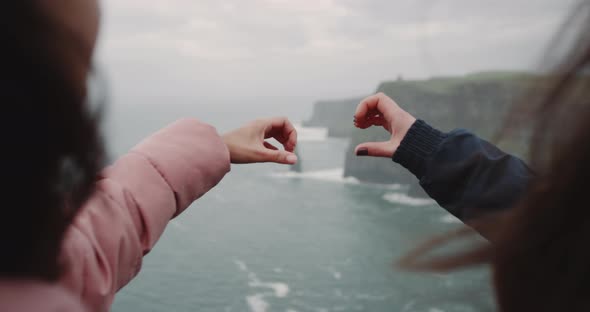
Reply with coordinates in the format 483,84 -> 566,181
96,0 -> 579,107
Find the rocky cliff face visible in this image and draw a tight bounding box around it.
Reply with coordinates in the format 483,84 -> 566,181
306,72 -> 533,197
303,97 -> 364,137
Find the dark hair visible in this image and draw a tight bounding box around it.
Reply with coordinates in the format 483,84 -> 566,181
399,2 -> 590,311
0,3 -> 104,281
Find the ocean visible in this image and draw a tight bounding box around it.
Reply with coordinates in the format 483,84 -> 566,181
105,99 -> 495,312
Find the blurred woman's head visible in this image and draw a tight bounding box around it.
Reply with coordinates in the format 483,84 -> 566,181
491,5 -> 590,309
0,2 -> 104,281
400,2 -> 590,311
41,0 -> 102,78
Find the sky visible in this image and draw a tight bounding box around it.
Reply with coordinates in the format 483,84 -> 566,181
96,0 -> 580,114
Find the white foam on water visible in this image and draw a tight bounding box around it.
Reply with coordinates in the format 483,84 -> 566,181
249,281 -> 290,298
274,268 -> 283,273
272,168 -> 360,184
235,260 -> 248,272
385,184 -> 404,190
333,271 -> 342,280
246,295 -> 269,312
429,308 -> 445,312
382,192 -> 435,206
294,124 -> 328,142
439,214 -> 462,224
273,284 -> 290,298
325,266 -> 343,281
286,310 -> 299,312
236,259 -> 291,312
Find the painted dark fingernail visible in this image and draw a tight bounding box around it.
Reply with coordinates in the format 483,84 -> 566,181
356,148 -> 369,156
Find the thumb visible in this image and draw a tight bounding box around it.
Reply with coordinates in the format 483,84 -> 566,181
263,150 -> 299,165
355,141 -> 396,158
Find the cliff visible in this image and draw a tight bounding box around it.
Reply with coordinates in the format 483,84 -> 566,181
303,97 -> 364,137
345,72 -> 533,196
306,72 -> 534,197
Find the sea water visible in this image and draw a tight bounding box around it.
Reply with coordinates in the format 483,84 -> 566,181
106,100 -> 495,312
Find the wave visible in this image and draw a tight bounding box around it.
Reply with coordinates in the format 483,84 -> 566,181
294,124 -> 328,142
235,260 -> 291,312
382,192 -> 435,206
249,281 -> 290,298
246,295 -> 269,312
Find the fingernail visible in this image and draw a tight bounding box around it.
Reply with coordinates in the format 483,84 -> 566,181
287,155 -> 298,164
356,148 -> 369,156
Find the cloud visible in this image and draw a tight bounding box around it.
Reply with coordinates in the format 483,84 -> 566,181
95,0 -> 579,103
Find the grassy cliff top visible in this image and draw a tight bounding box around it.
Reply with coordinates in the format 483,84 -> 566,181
377,71 -> 535,94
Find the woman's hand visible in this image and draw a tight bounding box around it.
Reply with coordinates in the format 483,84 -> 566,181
223,117 -> 298,165
353,93 -> 417,158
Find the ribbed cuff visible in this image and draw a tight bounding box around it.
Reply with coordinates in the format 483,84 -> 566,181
392,120 -> 447,179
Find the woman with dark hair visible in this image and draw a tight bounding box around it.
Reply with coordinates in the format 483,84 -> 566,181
0,2 -> 297,311
354,2 -> 590,311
